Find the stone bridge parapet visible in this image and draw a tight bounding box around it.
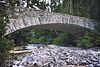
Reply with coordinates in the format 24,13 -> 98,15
6,7 -> 99,35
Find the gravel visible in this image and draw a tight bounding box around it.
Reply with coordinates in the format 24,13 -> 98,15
6,44 -> 100,67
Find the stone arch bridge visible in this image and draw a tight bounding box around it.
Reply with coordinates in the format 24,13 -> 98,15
6,7 -> 99,37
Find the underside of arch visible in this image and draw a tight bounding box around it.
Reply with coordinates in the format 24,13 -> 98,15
7,23 -> 90,38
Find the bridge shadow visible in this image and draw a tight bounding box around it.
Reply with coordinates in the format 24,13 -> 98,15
8,23 -> 90,38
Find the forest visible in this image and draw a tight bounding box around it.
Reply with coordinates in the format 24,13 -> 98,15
0,0 -> 100,66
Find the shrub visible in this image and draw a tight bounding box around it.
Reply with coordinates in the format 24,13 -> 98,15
29,38 -> 39,44
92,25 -> 100,46
75,32 -> 93,48
29,36 -> 47,44
53,33 -> 74,46
38,36 -> 47,43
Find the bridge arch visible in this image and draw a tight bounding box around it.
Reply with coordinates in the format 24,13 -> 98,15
5,8 -> 98,37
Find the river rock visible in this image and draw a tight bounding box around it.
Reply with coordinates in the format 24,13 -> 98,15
7,44 -> 100,67
88,64 -> 94,67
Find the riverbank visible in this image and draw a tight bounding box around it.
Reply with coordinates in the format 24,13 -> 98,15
7,44 -> 100,67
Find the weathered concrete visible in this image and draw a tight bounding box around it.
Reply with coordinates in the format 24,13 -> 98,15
6,7 -> 99,36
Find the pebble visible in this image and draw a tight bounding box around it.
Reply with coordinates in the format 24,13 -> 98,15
96,63 -> 100,67
6,44 -> 100,67
88,64 -> 94,67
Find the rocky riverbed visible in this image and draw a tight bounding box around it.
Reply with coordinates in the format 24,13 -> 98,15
7,44 -> 100,67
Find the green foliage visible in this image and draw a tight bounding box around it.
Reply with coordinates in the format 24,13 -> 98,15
10,30 -> 31,46
29,29 -> 56,44
54,0 -> 73,14
0,37 -> 14,65
72,0 -> 91,18
92,25 -> 100,46
76,32 -> 93,48
76,25 -> 100,48
20,0 -> 100,20
28,0 -> 48,10
53,33 -> 66,45
29,38 -> 39,44
0,3 -> 14,66
52,0 -> 100,20
29,36 -> 46,44
28,29 -> 75,46
0,0 -> 99,66
53,33 -> 74,46
38,36 -> 46,43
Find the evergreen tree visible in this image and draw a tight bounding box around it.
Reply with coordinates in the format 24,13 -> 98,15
0,2 -> 13,66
